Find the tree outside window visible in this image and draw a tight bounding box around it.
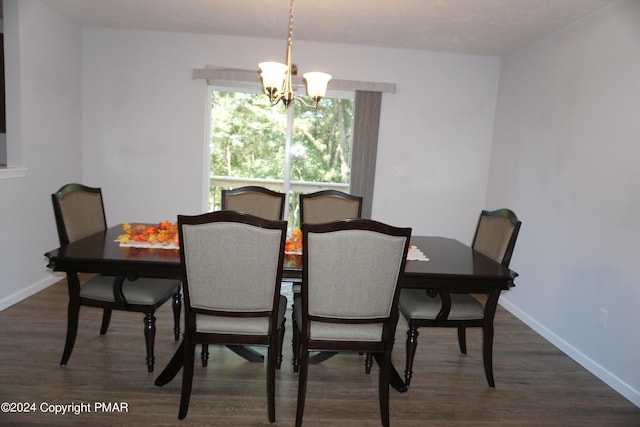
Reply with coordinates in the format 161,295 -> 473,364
209,90 -> 354,229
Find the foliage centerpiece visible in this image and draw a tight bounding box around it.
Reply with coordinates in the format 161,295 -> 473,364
285,228 -> 302,254
117,221 -> 179,247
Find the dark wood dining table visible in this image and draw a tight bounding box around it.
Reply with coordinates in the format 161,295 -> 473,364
45,224 -> 517,393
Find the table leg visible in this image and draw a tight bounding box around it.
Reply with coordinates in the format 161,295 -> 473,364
227,345 -> 265,362
155,340 -> 185,386
155,341 -> 265,387
60,273 -> 81,366
308,351 -> 338,364
482,289 -> 500,388
373,353 -> 407,393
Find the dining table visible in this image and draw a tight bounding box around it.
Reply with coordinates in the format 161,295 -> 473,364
45,224 -> 518,393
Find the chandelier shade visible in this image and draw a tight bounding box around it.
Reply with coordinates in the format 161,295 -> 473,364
303,72 -> 333,100
258,0 -> 332,108
258,61 -> 289,97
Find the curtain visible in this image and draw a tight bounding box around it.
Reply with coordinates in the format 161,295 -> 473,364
350,90 -> 382,219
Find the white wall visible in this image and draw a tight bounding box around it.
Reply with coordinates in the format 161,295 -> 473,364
80,28 -> 500,242
0,0 -> 82,309
489,0 -> 640,406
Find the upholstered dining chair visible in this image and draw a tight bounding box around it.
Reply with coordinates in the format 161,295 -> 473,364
51,183 -> 182,372
199,185 -> 286,367
293,189 -> 364,366
299,189 -> 363,225
221,185 -> 286,221
293,219 -> 411,427
176,210 -> 288,421
398,208 -> 521,388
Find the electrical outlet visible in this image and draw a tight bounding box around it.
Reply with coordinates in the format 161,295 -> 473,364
392,165 -> 408,177
599,308 -> 608,328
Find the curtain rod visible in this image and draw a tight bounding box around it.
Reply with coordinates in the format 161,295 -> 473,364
192,67 -> 396,94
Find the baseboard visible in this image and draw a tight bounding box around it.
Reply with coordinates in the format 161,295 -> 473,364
0,273 -> 63,311
500,296 -> 640,408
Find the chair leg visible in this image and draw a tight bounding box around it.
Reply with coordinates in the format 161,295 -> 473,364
291,299 -> 298,371
292,317 -> 300,373
99,309 -> 112,335
267,339 -> 277,422
404,327 -> 419,386
179,339 -> 196,419
365,352 -> 373,374
143,312 -> 156,373
295,348 -> 309,427
201,344 -> 209,367
172,289 -> 182,341
378,350 -> 391,427
276,320 -> 286,370
457,327 -> 467,354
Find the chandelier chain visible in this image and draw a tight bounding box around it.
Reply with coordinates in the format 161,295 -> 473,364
288,0 -> 295,51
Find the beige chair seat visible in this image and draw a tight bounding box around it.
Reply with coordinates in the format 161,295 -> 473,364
81,276 -> 181,305
294,296 -> 383,341
398,290 -> 484,320
196,295 -> 287,335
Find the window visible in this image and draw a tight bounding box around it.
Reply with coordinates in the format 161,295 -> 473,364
207,87 -> 354,230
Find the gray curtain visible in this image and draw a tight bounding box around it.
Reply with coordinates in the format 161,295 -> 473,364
350,90 -> 382,219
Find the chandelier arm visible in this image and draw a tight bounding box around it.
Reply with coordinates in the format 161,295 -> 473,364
269,93 -> 285,107
294,97 -> 318,109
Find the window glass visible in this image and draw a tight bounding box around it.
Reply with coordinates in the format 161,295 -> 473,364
208,89 -> 354,230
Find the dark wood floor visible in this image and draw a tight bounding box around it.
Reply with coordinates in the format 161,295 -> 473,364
1,278 -> 638,426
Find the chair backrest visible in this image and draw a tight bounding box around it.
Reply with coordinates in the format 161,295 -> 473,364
471,208 -> 521,267
301,219 -> 411,341
178,210 -> 287,335
52,183 -> 107,245
221,186 -> 286,221
299,190 -> 363,225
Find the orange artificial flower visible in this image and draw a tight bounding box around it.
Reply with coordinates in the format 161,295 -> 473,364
116,220 -> 179,246
285,228 -> 303,253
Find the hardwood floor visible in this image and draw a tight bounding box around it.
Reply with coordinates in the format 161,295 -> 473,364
0,278 -> 638,426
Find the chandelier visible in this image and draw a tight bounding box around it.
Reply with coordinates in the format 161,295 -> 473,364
258,0 -> 332,109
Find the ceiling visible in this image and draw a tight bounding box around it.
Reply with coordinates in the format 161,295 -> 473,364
40,0 -> 616,56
